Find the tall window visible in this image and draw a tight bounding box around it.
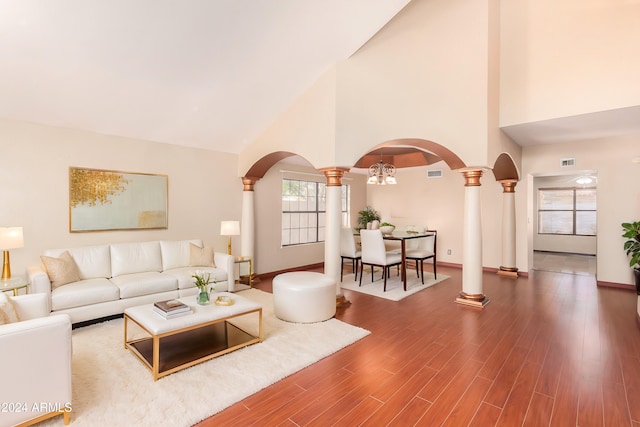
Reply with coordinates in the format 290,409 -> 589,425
281,179 -> 349,246
538,188 -> 596,235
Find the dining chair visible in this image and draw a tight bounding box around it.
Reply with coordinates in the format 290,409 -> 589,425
340,227 -> 361,281
405,230 -> 437,284
359,229 -> 402,291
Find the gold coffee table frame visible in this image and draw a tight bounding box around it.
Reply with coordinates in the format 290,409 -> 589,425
124,295 -> 262,381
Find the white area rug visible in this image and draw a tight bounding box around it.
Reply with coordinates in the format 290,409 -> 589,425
40,289 -> 370,427
341,270 -> 450,301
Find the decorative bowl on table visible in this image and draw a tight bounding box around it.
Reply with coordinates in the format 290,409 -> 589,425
380,225 -> 395,235
215,295 -> 233,306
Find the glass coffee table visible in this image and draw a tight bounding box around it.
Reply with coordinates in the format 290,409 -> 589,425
124,292 -> 262,381
0,276 -> 29,296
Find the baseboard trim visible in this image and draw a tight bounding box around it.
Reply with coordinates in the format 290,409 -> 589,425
258,263 -> 324,280
597,280 -> 635,291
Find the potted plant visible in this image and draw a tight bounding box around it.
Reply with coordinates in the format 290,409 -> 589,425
357,206 -> 381,231
622,221 -> 640,294
192,270 -> 217,305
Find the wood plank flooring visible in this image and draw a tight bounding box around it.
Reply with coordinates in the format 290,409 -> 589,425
194,265 -> 640,426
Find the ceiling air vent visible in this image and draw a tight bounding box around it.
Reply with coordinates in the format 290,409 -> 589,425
560,158 -> 576,167
427,169 -> 443,178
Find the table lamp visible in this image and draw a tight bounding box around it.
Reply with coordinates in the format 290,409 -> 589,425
220,220 -> 240,255
0,227 -> 24,279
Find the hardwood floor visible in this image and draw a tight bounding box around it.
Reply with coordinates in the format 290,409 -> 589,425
194,265 -> 640,426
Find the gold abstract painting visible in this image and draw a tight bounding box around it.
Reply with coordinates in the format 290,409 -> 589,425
69,167 -> 168,232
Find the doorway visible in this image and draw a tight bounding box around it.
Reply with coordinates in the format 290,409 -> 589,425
530,172 -> 598,277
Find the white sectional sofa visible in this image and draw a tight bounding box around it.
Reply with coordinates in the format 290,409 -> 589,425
27,239 -> 234,324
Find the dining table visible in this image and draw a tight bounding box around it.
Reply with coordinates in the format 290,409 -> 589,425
382,230 -> 436,291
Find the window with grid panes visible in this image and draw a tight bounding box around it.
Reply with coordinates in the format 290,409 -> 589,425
281,179 -> 349,246
538,187 -> 596,236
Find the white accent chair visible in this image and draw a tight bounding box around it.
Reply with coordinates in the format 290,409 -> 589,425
0,293 -> 72,426
273,272 -> 336,323
340,227 -> 361,281
405,231 -> 437,284
359,229 -> 402,292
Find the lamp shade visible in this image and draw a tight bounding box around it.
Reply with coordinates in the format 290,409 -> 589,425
0,227 -> 24,250
220,220 -> 240,236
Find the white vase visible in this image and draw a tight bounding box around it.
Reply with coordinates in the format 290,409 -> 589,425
371,220 -> 380,230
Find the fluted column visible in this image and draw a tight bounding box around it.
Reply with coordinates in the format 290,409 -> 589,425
319,167 -> 351,306
497,180 -> 519,278
456,169 -> 489,308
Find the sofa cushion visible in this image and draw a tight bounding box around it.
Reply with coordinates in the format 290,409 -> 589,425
159,239 -> 203,271
189,243 -> 215,267
51,278 -> 120,311
162,267 -> 228,290
40,251 -> 81,289
110,272 -> 177,299
43,245 -> 111,280
0,292 -> 19,324
111,241 -> 162,277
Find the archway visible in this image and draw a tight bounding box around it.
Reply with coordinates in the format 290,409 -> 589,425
492,152 -> 521,278
240,140 -> 491,308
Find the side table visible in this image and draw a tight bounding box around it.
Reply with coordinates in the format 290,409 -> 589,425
1,276 -> 29,296
234,256 -> 253,288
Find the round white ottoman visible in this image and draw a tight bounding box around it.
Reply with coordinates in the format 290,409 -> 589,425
273,272 -> 336,323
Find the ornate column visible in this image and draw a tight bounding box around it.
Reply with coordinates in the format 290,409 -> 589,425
497,179 -> 519,278
240,177 -> 258,282
456,169 -> 489,308
319,167 -> 351,307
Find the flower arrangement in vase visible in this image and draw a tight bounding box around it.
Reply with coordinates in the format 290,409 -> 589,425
192,270 -> 216,305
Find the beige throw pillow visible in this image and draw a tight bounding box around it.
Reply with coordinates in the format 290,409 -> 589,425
0,292 -> 19,325
41,251 -> 81,290
189,243 -> 215,267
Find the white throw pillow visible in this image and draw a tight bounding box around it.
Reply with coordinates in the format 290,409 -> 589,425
0,292 -> 19,324
189,243 -> 215,267
41,250 -> 81,289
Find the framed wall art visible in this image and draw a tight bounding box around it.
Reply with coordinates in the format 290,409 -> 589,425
69,167 -> 168,232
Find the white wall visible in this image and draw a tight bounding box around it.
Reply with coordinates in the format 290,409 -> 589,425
0,119 -> 243,277
519,136 -> 640,284
253,159 -> 367,274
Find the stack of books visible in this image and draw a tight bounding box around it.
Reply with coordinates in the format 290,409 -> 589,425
153,299 -> 192,319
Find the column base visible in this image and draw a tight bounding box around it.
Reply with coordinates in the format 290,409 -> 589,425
336,295 -> 351,307
455,292 -> 490,308
497,267 -> 519,278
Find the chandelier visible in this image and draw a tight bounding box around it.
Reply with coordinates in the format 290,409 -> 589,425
367,160 -> 397,185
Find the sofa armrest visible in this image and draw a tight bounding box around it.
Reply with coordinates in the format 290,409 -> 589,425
0,314 -> 72,427
214,252 -> 235,291
27,263 -> 52,296
10,293 -> 50,320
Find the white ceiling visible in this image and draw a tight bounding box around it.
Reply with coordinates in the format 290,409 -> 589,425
0,0 -> 410,153
2,1 -> 638,155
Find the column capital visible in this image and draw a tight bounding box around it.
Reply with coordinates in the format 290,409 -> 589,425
241,177 -> 259,191
319,167 -> 350,187
460,169 -> 484,186
499,179 -> 518,193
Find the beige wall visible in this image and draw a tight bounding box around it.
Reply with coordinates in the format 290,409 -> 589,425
366,164 -> 505,270
252,159 -> 367,274
519,136 -> 640,284
0,119 -> 243,277
500,0 -> 640,125
238,65 -> 338,176
240,0 -> 501,173
532,175 -> 597,255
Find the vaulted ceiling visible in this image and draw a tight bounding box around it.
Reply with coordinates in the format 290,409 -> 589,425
2,1 -> 638,157
0,0 -> 410,153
